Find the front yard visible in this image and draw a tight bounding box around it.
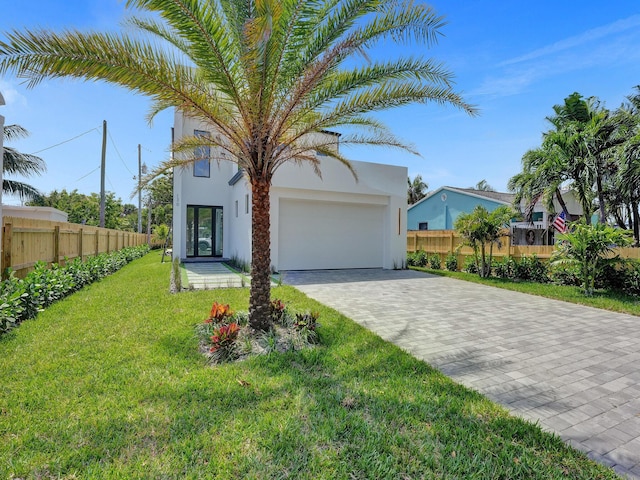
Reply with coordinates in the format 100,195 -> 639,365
0,253 -> 619,479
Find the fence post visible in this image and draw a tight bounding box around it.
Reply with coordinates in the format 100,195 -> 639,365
79,228 -> 84,262
2,223 -> 11,280
106,231 -> 110,253
449,231 -> 454,254
53,225 -> 60,265
95,229 -> 99,256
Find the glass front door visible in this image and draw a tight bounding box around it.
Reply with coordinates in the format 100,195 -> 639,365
186,205 -> 223,257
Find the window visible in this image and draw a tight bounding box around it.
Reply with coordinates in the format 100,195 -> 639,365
245,194 -> 249,214
532,212 -> 543,222
418,222 -> 429,231
193,130 -> 210,177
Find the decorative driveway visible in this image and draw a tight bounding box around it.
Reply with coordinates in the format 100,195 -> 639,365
284,268 -> 640,479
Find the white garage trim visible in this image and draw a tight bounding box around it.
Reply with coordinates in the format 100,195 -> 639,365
278,198 -> 384,270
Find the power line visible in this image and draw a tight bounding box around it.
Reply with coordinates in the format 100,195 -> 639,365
107,130 -> 136,176
30,126 -> 101,155
74,165 -> 101,182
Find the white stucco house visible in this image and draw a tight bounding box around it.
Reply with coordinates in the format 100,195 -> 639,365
172,113 -> 407,271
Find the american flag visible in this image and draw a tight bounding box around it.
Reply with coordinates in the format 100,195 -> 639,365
553,211 -> 567,233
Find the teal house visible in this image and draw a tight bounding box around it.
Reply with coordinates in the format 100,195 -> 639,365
408,186 -> 514,230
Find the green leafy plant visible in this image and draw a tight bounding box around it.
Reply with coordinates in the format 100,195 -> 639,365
551,220 -> 633,295
0,245 -> 150,335
444,252 -> 458,271
269,298 -> 287,325
428,254 -> 441,270
454,205 -> 517,277
294,311 -> 320,344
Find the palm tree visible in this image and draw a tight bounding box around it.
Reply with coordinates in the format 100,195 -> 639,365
454,205 -> 514,278
0,0 -> 476,331
613,86 -> 640,244
473,179 -> 494,192
3,124 -> 46,201
407,174 -> 428,204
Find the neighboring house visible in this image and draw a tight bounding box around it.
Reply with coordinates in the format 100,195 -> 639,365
2,205 -> 68,222
172,113 -> 407,270
408,186 -> 583,245
408,186 -> 514,231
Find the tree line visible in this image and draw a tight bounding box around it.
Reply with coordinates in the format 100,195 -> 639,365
508,89 -> 640,245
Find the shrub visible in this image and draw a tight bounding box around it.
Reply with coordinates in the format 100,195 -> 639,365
463,256 -> 478,274
411,250 -> 428,267
444,252 -> 458,272
428,254 -> 441,270
0,245 -> 150,335
514,255 -> 549,283
494,257 -> 516,279
270,298 -> 287,325
197,299 -> 322,364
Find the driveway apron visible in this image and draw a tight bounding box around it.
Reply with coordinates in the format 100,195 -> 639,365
284,269 -> 640,479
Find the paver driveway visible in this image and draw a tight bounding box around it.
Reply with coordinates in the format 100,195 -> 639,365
284,268 -> 640,479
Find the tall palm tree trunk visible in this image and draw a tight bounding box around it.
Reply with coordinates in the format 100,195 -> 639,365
250,177 -> 273,331
632,200 -> 640,246
554,188 -> 570,218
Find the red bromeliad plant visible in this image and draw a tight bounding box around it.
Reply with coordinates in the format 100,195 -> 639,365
206,302 -> 234,324
269,299 -> 286,324
210,322 -> 240,353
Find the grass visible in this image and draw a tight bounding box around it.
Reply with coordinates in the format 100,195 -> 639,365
410,266 -> 640,317
0,252 -> 620,479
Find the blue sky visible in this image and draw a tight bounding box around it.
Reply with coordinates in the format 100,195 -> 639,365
1,1 -> 640,205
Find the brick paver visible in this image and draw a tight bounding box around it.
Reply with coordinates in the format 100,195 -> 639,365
284,268 -> 640,478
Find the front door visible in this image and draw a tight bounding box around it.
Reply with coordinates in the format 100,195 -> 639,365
186,205 -> 223,257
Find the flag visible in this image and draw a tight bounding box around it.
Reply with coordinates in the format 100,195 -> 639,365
553,211 -> 567,233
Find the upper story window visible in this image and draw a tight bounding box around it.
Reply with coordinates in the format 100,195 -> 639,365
193,130 -> 210,177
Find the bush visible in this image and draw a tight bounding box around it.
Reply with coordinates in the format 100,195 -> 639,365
445,252 -> 458,272
429,254 -> 441,270
494,257 -> 516,279
407,250 -> 428,267
463,256 -> 478,274
513,255 -> 549,283
0,245 -> 150,335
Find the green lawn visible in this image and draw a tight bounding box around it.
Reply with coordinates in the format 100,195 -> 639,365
0,253 -> 620,479
410,266 -> 640,317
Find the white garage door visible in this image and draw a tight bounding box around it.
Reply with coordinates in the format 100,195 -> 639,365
278,199 -> 385,270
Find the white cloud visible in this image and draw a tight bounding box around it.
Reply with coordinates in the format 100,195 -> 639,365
500,14 -> 640,67
0,80 -> 28,108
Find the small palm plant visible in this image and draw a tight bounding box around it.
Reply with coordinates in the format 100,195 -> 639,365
454,205 -> 516,278
551,220 -> 633,296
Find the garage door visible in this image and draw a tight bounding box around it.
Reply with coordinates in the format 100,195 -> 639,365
278,199 -> 384,270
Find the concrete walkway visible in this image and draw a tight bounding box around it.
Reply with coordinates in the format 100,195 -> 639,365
183,262 -> 247,289
283,268 -> 640,479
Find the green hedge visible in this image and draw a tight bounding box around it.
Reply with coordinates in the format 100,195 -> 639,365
0,245 -> 150,335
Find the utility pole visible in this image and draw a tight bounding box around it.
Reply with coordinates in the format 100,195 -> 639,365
0,92 -> 6,251
137,144 -> 142,233
99,120 -> 107,228
147,195 -> 152,246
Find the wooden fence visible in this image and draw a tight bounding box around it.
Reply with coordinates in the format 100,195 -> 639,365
2,216 -> 150,279
407,230 -> 640,267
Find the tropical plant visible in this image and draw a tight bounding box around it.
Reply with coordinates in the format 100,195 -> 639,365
551,220 -> 633,296
472,179 -> 495,192
408,174 -> 428,204
444,251 -> 457,271
2,124 -> 46,201
454,205 -> 515,278
0,0 -> 475,331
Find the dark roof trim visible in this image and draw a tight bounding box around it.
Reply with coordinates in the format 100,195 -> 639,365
228,169 -> 244,186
